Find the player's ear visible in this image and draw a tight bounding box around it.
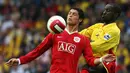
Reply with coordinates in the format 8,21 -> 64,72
114,13 -> 119,20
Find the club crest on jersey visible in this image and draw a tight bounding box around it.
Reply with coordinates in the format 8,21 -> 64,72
104,33 -> 111,40
58,41 -> 76,54
74,37 -> 80,43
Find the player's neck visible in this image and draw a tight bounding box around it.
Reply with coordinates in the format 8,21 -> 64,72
66,25 -> 78,33
104,20 -> 115,25
104,22 -> 115,25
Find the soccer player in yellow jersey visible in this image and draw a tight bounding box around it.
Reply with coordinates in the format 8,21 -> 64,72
80,4 -> 121,73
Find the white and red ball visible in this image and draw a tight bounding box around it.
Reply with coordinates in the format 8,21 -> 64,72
47,15 -> 66,34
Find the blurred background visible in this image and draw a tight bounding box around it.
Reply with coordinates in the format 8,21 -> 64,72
0,0 -> 130,73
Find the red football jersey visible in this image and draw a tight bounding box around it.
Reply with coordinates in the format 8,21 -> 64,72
19,29 -> 96,73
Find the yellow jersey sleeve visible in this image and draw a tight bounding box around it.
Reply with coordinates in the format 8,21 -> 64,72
91,29 -> 120,53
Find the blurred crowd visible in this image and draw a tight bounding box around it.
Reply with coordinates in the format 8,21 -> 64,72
0,0 -> 130,73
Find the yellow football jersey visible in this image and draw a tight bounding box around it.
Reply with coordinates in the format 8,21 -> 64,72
80,23 -> 120,57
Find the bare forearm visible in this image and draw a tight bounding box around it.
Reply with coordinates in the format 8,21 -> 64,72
94,54 -> 115,65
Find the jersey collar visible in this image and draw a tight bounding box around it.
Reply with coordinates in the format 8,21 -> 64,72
65,28 -> 78,34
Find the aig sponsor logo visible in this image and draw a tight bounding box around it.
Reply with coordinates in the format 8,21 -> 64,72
58,41 -> 76,54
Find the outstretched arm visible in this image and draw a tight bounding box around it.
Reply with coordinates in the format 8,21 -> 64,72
6,33 -> 53,66
94,54 -> 115,65
83,37 -> 115,66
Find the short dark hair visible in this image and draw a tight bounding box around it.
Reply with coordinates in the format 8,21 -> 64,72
71,8 -> 85,25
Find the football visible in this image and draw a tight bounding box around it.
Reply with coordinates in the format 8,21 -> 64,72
47,15 -> 66,34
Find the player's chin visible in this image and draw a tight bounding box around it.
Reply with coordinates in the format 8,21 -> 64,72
67,21 -> 72,25
67,21 -> 75,25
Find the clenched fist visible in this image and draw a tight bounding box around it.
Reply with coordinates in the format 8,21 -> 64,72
6,58 -> 19,66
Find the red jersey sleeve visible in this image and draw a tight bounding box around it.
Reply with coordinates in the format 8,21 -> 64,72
83,36 -> 96,67
19,33 -> 53,64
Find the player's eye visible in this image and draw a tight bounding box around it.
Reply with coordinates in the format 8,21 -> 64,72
73,13 -> 78,16
106,9 -> 111,12
68,12 -> 72,15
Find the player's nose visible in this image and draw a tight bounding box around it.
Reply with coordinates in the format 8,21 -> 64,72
102,10 -> 107,15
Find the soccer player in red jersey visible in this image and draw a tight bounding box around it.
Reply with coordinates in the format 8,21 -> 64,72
6,8 -> 115,73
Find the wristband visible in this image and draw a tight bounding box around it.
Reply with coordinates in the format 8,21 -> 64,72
17,59 -> 21,65
99,57 -> 103,62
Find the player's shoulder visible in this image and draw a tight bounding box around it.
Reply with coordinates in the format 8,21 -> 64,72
78,33 -> 90,41
107,23 -> 120,34
88,23 -> 104,28
93,23 -> 104,26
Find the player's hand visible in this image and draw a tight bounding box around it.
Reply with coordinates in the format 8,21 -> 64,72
6,58 -> 19,66
102,54 -> 116,62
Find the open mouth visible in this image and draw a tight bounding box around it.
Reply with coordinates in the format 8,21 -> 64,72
102,16 -> 104,18
101,15 -> 106,18
68,18 -> 72,21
